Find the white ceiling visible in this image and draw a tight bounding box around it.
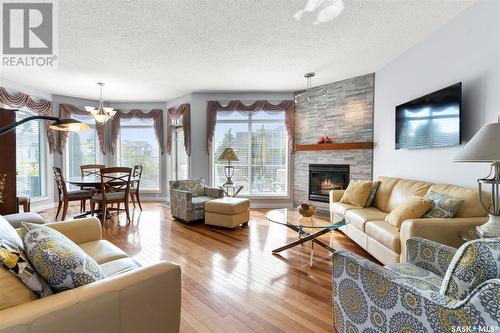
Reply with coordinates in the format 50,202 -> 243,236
0,0 -> 474,102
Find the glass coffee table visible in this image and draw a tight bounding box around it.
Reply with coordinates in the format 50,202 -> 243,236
266,208 -> 349,267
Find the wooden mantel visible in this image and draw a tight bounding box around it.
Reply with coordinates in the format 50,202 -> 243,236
294,142 -> 374,152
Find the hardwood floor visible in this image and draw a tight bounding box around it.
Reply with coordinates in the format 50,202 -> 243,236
41,203 -> 375,333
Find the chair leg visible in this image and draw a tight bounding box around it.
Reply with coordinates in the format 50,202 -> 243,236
55,200 -> 62,220
61,200 -> 69,221
90,202 -> 95,216
102,205 -> 107,225
124,200 -> 132,224
131,193 -> 136,208
136,192 -> 143,211
117,202 -> 121,213
23,200 -> 30,212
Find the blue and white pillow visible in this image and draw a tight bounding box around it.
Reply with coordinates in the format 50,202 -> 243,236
423,191 -> 464,218
20,223 -> 105,293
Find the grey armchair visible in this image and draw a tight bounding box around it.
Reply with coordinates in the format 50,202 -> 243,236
169,177 -> 224,223
332,237 -> 500,332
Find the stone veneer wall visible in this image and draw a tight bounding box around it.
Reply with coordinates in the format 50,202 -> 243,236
293,73 -> 375,210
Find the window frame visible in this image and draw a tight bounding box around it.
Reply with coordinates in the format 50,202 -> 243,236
210,112 -> 290,199
63,121 -> 103,182
170,122 -> 190,181
15,108 -> 52,203
116,119 -> 162,194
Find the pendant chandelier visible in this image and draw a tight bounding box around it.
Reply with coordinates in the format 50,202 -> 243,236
85,82 -> 116,124
294,72 -> 327,104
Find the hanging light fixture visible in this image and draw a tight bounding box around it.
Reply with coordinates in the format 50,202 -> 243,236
85,82 -> 116,124
294,72 -> 327,104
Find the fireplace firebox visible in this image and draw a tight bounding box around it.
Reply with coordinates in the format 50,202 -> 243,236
309,164 -> 350,203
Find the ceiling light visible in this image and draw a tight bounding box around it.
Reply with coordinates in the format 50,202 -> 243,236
85,82 -> 116,124
294,72 -> 327,104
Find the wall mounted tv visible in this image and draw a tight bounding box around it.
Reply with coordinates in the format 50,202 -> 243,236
395,83 -> 462,150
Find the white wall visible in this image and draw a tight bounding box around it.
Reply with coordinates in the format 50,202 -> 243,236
373,0 -> 500,188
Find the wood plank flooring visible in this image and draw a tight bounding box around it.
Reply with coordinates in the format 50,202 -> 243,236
41,203 -> 375,333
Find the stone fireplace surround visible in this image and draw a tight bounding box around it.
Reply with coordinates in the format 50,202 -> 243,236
293,73 -> 374,210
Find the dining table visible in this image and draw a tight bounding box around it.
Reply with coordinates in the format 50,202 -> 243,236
66,175 -> 139,219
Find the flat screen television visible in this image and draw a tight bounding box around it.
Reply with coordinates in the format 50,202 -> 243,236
395,83 -> 462,150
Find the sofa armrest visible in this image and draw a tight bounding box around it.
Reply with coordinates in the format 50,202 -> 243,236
406,237 -> 457,276
0,261 -> 181,333
329,190 -> 345,222
205,186 -> 224,198
44,217 -> 102,244
400,217 -> 486,262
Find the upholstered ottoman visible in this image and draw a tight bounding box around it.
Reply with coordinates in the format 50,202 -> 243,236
204,198 -> 250,229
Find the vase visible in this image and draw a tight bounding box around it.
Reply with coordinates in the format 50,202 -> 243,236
297,203 -> 316,217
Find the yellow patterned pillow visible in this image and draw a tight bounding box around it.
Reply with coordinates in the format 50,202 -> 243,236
20,223 -> 105,293
385,196 -> 433,229
340,180 -> 373,207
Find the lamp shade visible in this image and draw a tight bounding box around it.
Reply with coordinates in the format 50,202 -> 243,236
454,123 -> 500,162
218,148 -> 238,162
48,119 -> 90,132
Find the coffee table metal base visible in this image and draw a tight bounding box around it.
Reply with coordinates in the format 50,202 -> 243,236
272,224 -> 336,267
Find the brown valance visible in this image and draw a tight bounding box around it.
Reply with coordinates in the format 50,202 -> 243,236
166,104 -> 190,156
0,87 -> 57,153
111,109 -> 164,155
59,104 -> 106,155
206,100 -> 294,152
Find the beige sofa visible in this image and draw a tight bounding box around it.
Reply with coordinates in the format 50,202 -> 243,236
0,217 -> 181,333
330,176 -> 489,265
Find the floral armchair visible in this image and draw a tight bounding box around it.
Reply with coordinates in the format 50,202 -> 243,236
169,177 -> 224,223
333,237 -> 499,333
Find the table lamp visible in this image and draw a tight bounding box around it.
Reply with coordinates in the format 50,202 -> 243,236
218,148 -> 238,185
454,121 -> 500,237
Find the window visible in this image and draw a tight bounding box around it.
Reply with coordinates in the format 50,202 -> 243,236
117,118 -> 160,191
212,111 -> 288,196
65,117 -> 101,181
171,118 -> 188,180
16,108 -> 47,198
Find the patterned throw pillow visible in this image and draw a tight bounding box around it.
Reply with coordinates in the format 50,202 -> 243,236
0,239 -> 53,297
364,181 -> 380,207
20,223 -> 105,293
423,191 -> 464,218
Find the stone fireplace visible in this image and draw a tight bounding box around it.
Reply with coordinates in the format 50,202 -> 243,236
293,73 -> 374,210
309,164 -> 350,203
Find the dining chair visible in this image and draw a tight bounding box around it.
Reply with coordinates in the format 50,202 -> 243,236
80,164 -> 106,177
130,164 -> 143,210
90,167 -> 132,225
52,167 -> 94,220
0,174 -> 6,204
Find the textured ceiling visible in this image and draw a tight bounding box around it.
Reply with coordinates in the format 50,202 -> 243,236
0,0 -> 474,101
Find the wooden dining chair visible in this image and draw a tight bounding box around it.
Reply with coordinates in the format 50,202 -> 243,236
80,164 -> 106,177
53,167 -> 94,220
130,164 -> 143,210
90,167 -> 132,225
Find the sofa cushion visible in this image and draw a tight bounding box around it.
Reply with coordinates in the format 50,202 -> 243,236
332,202 -> 359,216
0,215 -> 23,248
365,220 -> 401,254
385,196 -> 432,229
423,191 -> 464,218
2,212 -> 46,229
20,223 -> 105,292
385,263 -> 443,290
340,180 -> 373,207
0,266 -> 39,310
0,239 -> 52,297
100,258 -> 141,277
385,179 -> 432,212
427,184 -> 488,218
373,176 -> 400,212
345,208 -> 387,232
204,197 -> 250,215
79,240 -> 129,264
